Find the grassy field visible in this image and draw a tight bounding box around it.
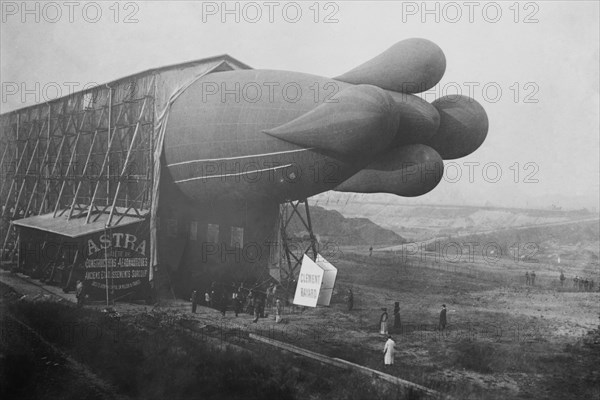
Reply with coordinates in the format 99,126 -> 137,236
297,247 -> 600,399
0,282 -> 410,400
2,226 -> 599,399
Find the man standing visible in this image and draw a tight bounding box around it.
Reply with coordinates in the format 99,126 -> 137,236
266,284 -> 273,308
383,335 -> 395,366
531,271 -> 536,286
232,290 -> 241,317
220,291 -> 227,316
380,308 -> 389,335
369,246 -> 373,257
393,302 -> 401,330
525,271 -> 530,286
75,280 -> 85,308
347,289 -> 354,311
259,293 -> 266,318
191,290 -> 198,313
559,272 -> 565,287
439,304 -> 447,332
247,290 -> 255,314
275,298 -> 282,323
253,296 -> 262,323
209,282 -> 216,308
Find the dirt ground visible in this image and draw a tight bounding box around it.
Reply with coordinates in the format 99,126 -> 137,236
314,248 -> 600,399
2,244 -> 599,399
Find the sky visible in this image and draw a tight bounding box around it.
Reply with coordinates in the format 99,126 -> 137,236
1,0 -> 599,210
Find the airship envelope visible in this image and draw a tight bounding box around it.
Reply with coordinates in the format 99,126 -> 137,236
161,38 -> 487,202
334,38 -> 447,94
388,91 -> 440,146
264,84 -> 399,158
334,144 -> 444,197
425,95 -> 489,159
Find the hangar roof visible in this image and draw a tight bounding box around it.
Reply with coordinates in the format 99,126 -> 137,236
0,53 -> 251,117
12,209 -> 148,238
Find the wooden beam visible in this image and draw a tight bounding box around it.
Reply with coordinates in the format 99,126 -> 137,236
106,80 -> 153,227
67,127 -> 99,220
37,134 -> 67,215
53,114 -> 86,217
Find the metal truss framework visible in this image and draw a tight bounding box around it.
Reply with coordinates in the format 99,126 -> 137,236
277,199 -> 318,286
1,75 -> 156,260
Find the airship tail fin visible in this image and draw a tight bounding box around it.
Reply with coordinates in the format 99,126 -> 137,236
263,85 -> 399,157
424,95 -> 489,159
334,38 -> 446,94
334,144 -> 444,197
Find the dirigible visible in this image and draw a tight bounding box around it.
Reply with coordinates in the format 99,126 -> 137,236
163,38 -> 488,202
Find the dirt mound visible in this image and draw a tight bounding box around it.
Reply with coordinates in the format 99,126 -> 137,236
287,205 -> 405,246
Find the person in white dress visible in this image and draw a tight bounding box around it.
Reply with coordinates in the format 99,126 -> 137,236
383,335 -> 395,366
380,308 -> 389,334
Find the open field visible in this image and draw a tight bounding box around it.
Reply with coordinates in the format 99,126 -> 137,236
271,247 -> 600,399
2,217 -> 599,399
2,238 -> 599,399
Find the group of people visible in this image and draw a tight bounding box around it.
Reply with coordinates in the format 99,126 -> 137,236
191,281 -> 284,323
526,271 -> 597,291
378,302 -> 402,335
380,303 -> 448,366
380,305 -> 396,367
558,272 -> 595,291
573,276 -> 595,291
524,271 -> 537,286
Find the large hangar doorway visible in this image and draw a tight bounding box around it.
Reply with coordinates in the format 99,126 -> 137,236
154,167 -> 280,299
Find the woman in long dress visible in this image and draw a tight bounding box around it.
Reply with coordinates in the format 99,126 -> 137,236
380,308 -> 389,334
383,335 -> 395,365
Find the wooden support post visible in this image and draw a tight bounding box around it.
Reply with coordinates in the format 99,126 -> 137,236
37,134 -> 67,215
67,128 -> 98,220
12,119 -> 47,219
106,79 -> 153,227
53,114 -> 85,217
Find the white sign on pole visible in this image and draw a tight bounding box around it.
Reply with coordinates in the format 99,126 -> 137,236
293,255 -> 323,307
293,254 -> 338,307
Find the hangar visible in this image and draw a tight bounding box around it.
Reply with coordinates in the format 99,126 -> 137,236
0,54 -> 312,302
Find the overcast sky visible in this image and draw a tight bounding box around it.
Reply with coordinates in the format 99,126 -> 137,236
1,1 -> 598,210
